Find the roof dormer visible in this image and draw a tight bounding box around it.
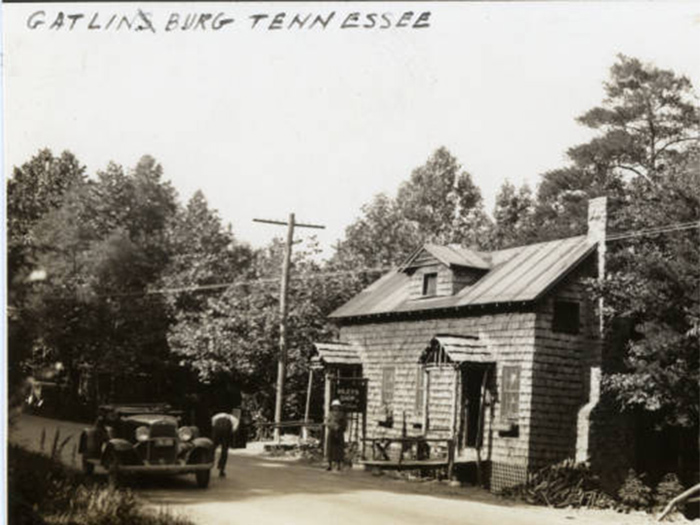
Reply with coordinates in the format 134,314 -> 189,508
401,244 -> 490,299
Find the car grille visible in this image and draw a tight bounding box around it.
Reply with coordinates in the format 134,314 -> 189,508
149,420 -> 178,438
147,440 -> 177,464
144,420 -> 178,464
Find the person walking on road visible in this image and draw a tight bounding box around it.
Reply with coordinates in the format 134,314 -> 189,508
326,399 -> 347,471
211,410 -> 240,478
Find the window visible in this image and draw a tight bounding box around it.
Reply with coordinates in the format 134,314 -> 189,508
381,367 -> 395,407
422,272 -> 438,296
414,366 -> 425,416
553,300 -> 580,334
500,365 -> 520,421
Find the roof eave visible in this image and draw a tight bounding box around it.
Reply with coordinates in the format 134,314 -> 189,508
330,299 -> 535,324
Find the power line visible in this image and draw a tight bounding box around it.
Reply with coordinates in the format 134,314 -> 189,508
101,221 -> 700,298
9,266 -> 393,307
605,221 -> 700,242
14,221 -> 699,304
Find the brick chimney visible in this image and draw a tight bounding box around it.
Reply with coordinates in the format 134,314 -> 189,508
587,196 -> 607,281
576,196 -> 607,463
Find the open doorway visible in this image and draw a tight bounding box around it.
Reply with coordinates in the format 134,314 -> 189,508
458,363 -> 494,453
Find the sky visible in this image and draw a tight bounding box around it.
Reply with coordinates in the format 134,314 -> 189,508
4,1 -> 700,255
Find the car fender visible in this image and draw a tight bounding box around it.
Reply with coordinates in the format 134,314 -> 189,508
186,437 -> 214,464
102,439 -> 140,466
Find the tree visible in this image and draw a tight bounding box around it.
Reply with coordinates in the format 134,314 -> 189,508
334,193 -> 420,269
6,149 -> 87,391
488,180 -> 535,249
530,55 -> 700,241
161,190 -> 253,313
530,165 -> 625,240
335,147 -> 492,269
396,147 -> 491,246
16,155 -> 182,405
593,146 -> 699,429
7,149 -> 87,294
573,55 -> 700,182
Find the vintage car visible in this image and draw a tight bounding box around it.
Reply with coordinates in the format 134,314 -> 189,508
78,403 -> 214,488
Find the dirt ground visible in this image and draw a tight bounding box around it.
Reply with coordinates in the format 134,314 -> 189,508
9,414 -> 682,525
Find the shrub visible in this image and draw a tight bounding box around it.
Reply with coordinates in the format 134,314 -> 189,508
8,445 -> 194,525
654,473 -> 685,511
617,469 -> 653,511
48,485 -> 192,525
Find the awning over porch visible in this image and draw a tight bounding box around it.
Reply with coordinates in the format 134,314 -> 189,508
311,342 -> 363,368
419,335 -> 493,365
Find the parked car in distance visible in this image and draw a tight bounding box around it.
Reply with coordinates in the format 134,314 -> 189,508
78,403 -> 214,488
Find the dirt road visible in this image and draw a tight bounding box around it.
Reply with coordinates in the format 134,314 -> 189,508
10,415 -> 657,525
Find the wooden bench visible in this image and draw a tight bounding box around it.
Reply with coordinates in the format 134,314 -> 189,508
360,437 -> 455,476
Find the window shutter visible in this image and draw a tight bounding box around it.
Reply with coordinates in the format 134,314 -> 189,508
501,365 -> 520,421
414,366 -> 424,416
382,367 -> 395,407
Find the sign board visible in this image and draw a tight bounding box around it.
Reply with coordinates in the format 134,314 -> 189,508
332,378 -> 367,413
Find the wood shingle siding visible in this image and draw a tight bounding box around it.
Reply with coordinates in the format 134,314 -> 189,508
529,261 -> 599,470
339,309 -> 538,467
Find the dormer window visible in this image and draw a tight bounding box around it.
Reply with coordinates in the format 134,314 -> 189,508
422,273 -> 438,296
402,244 -> 490,300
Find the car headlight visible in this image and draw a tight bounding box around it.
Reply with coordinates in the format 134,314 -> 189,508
135,426 -> 149,442
178,426 -> 193,442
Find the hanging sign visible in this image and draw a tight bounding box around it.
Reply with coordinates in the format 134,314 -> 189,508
332,378 -> 367,413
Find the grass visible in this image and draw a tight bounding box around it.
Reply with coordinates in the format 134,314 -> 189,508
8,445 -> 195,525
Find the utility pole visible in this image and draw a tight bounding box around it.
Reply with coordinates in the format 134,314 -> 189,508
253,213 -> 325,441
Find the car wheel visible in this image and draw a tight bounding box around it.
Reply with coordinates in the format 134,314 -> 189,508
82,456 -> 95,475
195,469 -> 211,489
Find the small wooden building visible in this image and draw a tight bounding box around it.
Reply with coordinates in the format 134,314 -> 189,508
317,198 -> 607,491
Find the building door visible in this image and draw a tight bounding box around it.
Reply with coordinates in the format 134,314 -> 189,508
458,363 -> 493,453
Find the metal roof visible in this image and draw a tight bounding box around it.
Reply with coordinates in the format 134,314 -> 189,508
329,235 -> 596,320
311,342 -> 362,366
455,235 -> 596,306
419,335 -> 493,364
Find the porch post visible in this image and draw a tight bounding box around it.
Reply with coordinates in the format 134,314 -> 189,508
302,368 -> 314,441
450,365 -> 460,478
475,368 -> 489,486
422,368 -> 430,432
450,365 -> 460,440
361,399 -> 367,460
323,372 -> 332,458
